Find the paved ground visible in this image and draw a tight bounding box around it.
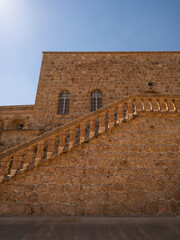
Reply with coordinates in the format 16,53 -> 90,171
0,216 -> 180,240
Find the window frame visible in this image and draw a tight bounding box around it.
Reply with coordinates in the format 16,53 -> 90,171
58,91 -> 70,115
91,90 -> 102,112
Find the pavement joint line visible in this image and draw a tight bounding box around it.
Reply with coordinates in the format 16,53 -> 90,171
0,216 -> 179,225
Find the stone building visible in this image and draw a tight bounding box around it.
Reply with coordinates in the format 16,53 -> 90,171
0,52 -> 180,216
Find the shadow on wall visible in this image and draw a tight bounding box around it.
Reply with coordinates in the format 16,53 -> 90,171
0,120 -> 4,129
7,118 -> 25,130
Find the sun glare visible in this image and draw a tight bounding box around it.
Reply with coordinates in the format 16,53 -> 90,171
0,0 -> 14,21
0,0 -> 10,11
0,0 -> 31,42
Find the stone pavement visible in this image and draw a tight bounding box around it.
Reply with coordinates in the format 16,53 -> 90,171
0,216 -> 180,240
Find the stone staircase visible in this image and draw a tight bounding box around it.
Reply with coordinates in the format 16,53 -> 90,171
0,93 -> 179,184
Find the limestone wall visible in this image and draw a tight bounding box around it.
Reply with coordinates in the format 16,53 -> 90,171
0,113 -> 179,216
1,52 -> 180,150
33,52 -> 180,129
0,105 -> 34,129
0,105 -> 37,152
0,130 -> 40,152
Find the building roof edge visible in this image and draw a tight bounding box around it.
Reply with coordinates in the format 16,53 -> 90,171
42,51 -> 180,54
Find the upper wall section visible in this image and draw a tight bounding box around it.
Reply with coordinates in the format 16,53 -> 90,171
0,105 -> 37,152
33,52 -> 180,128
0,105 -> 40,152
0,105 -> 34,130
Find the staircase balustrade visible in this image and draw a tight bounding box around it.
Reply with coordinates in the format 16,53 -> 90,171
0,94 -> 179,183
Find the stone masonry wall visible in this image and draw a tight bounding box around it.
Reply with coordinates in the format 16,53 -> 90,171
0,105 -> 36,152
0,105 -> 34,129
1,52 -> 180,151
0,113 -> 179,216
33,52 -> 180,129
0,130 -> 39,152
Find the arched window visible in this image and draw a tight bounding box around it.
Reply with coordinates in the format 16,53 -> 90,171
91,90 -> 102,112
7,118 -> 25,129
58,91 -> 70,114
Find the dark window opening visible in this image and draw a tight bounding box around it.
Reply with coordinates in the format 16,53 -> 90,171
58,91 -> 70,114
0,121 -> 4,129
148,82 -> 153,87
91,90 -> 102,112
17,124 -> 24,129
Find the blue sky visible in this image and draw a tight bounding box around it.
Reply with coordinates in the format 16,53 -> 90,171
0,0 -> 180,106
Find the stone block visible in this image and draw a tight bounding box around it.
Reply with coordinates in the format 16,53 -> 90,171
129,192 -> 146,202
91,175 -> 102,184
41,174 -> 56,183
38,166 -> 55,175
174,191 -> 180,201
87,203 -> 101,215
26,174 -> 41,184
43,204 -> 60,215
26,193 -> 39,203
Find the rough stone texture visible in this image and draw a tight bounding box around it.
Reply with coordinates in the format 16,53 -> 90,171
0,130 -> 39,152
1,52 -> 180,151
0,105 -> 37,152
0,52 -> 180,216
0,114 -> 179,216
34,52 -> 180,129
0,105 -> 34,129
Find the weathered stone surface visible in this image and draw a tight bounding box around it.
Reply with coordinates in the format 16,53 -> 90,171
1,52 -> 180,151
0,52 -> 180,217
129,192 -> 146,202
87,203 -> 101,215
0,115 -> 180,216
40,193 -> 51,203
174,191 -> 180,201
26,193 -> 39,203
38,166 -> 55,175
43,204 -> 60,215
16,193 -> 26,203
25,174 -> 41,184
41,174 -> 55,183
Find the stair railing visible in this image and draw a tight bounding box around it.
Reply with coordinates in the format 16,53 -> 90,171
0,94 -> 179,183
